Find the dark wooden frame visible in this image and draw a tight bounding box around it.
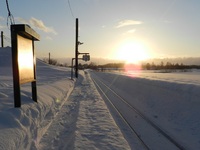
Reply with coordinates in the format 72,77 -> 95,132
11,24 -> 40,107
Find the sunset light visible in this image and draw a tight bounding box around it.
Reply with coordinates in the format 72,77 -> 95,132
1,1 -> 200,149
115,40 -> 150,64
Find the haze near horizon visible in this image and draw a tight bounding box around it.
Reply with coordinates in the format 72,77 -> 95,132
0,0 -> 200,62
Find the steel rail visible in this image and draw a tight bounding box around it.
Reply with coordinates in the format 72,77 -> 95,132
91,73 -> 186,150
92,77 -> 150,150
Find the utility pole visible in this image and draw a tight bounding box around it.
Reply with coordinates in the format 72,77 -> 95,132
49,52 -> 51,64
1,31 -> 4,48
75,18 -> 79,78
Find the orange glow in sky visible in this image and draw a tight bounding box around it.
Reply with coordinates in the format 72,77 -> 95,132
114,39 -> 151,64
1,1 -> 200,60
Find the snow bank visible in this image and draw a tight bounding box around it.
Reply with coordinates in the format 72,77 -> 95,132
94,71 -> 200,149
3,45 -> 199,149
0,78 -> 74,150
0,47 -> 74,149
74,71 -> 130,150
37,71 -> 130,150
0,47 -> 130,149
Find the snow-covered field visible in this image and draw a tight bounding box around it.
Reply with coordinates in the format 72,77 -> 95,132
0,47 -> 130,150
1,47 -> 200,149
122,69 -> 200,86
91,70 -> 200,149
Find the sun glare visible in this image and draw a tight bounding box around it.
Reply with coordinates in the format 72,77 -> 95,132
115,40 -> 150,64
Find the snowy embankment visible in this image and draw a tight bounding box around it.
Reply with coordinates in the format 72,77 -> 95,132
1,46 -> 200,149
0,47 -> 74,149
0,47 -> 130,150
93,69 -> 200,149
37,71 -> 130,150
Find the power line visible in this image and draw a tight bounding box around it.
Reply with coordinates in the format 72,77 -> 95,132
5,0 -> 15,26
67,0 -> 75,19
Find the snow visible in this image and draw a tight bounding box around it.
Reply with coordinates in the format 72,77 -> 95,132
91,70 -> 200,149
1,47 -> 200,149
0,47 -> 130,150
37,71 -> 130,150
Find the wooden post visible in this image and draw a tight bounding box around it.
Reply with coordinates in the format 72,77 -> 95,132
75,18 -> 79,78
32,40 -> 37,102
11,24 -> 40,108
71,58 -> 75,80
1,31 -> 4,48
49,52 -> 50,64
11,29 -> 21,107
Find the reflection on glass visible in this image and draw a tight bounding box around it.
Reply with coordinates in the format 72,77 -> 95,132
17,35 -> 34,84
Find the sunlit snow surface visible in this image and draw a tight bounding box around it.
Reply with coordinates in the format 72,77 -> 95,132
94,68 -> 200,149
0,47 -> 130,150
124,69 -> 200,86
1,47 -> 200,149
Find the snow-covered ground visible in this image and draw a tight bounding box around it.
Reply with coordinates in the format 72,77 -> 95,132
1,47 -> 200,149
91,70 -> 200,149
0,47 -> 130,150
126,69 -> 200,86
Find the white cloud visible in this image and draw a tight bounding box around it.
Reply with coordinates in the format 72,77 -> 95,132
15,17 -> 57,35
45,36 -> 53,40
116,20 -> 143,28
15,17 -> 29,24
30,17 -> 57,35
127,29 -> 136,34
122,29 -> 136,36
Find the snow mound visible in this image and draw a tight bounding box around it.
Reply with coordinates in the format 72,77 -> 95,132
0,47 -> 74,149
37,71 -> 130,149
0,47 -> 130,149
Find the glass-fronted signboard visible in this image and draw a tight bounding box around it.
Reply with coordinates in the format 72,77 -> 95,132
11,24 -> 40,107
17,34 -> 34,84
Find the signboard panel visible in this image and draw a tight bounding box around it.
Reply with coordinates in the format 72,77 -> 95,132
17,35 -> 34,84
82,54 -> 90,61
11,24 -> 40,107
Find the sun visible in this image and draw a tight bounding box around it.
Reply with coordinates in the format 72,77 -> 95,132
115,40 -> 150,64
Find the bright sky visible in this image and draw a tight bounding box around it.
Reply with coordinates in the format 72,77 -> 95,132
1,0 -> 200,63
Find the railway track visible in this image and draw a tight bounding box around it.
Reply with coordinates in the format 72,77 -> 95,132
91,72 -> 186,150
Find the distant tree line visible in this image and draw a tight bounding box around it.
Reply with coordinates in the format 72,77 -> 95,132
79,61 -> 200,71
42,58 -> 68,67
41,58 -> 200,71
77,62 -> 124,70
142,62 -> 200,70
